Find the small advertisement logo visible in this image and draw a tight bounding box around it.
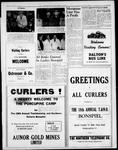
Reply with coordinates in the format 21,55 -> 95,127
87,31 -> 106,39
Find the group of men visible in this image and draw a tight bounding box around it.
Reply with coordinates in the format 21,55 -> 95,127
37,9 -> 65,27
37,34 -> 65,51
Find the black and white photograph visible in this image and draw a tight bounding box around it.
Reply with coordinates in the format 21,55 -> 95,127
1,1 -> 117,150
37,33 -> 65,51
7,11 -> 35,32
37,8 -> 65,27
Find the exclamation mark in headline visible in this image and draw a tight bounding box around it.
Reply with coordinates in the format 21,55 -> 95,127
59,89 -> 62,95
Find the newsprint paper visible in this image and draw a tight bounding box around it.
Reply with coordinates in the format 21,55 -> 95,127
1,1 -> 117,149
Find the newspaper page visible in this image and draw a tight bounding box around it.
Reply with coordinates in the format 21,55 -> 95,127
1,1 -> 116,149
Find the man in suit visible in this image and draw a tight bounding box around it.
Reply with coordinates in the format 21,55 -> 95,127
38,35 -> 44,51
43,35 -> 52,50
51,35 -> 61,50
16,11 -> 28,32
